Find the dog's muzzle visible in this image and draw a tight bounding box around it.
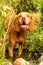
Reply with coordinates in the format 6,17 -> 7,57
20,21 -> 28,30
19,16 -> 30,30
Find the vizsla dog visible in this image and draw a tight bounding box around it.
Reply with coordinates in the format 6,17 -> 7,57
5,11 -> 34,58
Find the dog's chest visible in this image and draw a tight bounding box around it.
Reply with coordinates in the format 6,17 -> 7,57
16,30 -> 26,37
14,31 -> 26,42
9,29 -> 27,42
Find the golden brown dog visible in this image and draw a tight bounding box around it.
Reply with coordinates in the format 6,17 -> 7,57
5,11 -> 34,58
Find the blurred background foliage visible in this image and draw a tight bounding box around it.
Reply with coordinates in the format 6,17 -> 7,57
0,0 -> 43,65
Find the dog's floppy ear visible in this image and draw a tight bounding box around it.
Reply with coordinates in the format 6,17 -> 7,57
29,16 -> 34,32
13,14 -> 22,32
14,14 -> 22,24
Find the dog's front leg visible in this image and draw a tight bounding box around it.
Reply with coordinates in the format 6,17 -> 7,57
8,41 -> 16,58
18,43 -> 24,57
8,45 -> 13,58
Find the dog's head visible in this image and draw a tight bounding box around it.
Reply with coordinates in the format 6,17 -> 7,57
5,12 -> 34,32
14,12 -> 34,32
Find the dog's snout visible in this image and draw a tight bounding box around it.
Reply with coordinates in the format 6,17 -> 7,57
22,17 -> 25,22
22,21 -> 25,25
22,17 -> 26,25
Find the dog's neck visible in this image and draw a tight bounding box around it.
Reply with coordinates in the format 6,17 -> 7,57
15,29 -> 27,37
15,29 -> 25,33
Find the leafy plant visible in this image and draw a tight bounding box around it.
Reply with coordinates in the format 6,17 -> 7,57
40,0 -> 43,21
40,0 -> 43,13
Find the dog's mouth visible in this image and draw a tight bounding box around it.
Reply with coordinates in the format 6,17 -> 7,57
21,25 -> 28,29
20,22 -> 28,30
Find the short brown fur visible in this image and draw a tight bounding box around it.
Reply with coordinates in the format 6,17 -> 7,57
5,11 -> 34,58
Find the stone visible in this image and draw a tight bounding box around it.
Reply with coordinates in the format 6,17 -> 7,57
7,62 -> 13,65
39,61 -> 43,65
14,58 -> 30,65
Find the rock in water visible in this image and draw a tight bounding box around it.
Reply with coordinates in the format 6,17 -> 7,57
14,58 -> 30,65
